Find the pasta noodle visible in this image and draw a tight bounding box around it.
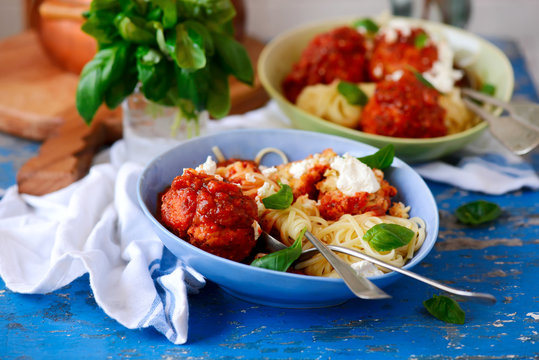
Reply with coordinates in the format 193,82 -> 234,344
212,147 -> 426,278
439,88 -> 479,134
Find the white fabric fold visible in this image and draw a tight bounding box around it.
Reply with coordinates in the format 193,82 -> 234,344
0,156 -> 205,344
0,101 -> 537,345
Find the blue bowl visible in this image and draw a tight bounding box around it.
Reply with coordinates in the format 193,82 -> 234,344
137,129 -> 439,308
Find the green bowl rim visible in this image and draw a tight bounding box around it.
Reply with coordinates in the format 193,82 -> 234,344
257,16 -> 515,146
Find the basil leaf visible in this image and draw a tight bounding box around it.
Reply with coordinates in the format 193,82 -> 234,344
262,183 -> 293,210
90,0 -> 119,11
176,0 -> 236,25
81,10 -> 119,44
76,43 -> 128,123
207,63 -> 230,118
357,144 -> 394,170
172,22 -> 206,70
152,0 -> 177,29
413,71 -> 436,90
414,32 -> 428,49
105,53 -> 138,108
353,18 -> 379,34
337,81 -> 368,106
175,67 -> 209,111
251,228 -> 306,272
423,295 -> 465,324
136,46 -> 172,102
363,223 -> 414,252
115,14 -> 155,44
212,31 -> 254,85
480,83 -> 496,96
455,200 -> 502,225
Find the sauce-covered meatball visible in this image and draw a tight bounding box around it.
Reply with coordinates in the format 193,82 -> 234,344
360,71 -> 447,138
369,27 -> 438,81
282,26 -> 368,103
160,169 -> 259,262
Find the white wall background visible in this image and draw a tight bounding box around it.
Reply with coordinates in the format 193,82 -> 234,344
1,0 -> 538,87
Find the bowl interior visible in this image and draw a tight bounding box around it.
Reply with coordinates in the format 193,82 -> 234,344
137,129 -> 440,308
257,16 -> 514,163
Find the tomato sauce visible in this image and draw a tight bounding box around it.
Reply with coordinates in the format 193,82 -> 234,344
282,26 -> 368,103
368,28 -> 438,81
160,169 -> 259,262
360,71 -> 447,138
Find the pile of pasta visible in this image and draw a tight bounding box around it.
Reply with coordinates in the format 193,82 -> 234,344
212,147 -> 426,278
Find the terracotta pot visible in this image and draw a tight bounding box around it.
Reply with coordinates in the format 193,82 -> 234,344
38,0 -> 96,74
36,0 -> 246,74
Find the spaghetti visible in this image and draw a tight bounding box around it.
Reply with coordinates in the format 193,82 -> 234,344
212,147 -> 426,277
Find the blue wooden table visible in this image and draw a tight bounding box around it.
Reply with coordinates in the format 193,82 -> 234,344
1,38 -> 538,359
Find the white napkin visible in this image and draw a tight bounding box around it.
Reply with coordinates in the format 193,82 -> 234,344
413,131 -> 539,194
0,144 -> 205,344
0,101 -> 536,345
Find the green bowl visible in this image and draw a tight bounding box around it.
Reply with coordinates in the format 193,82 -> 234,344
258,17 -> 514,163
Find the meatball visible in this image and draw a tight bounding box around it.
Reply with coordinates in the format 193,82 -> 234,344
368,27 -> 438,81
282,26 -> 368,103
160,169 -> 259,262
360,70 -> 447,138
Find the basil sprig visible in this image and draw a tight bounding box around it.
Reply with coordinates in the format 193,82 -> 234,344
76,0 -> 254,124
413,71 -> 436,90
337,81 -> 368,106
262,183 -> 294,210
480,83 -> 496,96
423,295 -> 465,324
414,32 -> 428,49
357,144 -> 394,170
251,228 -> 306,272
455,200 -> 502,225
353,18 -> 379,34
363,223 -> 414,252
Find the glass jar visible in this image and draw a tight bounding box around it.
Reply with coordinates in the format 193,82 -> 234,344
122,91 -> 208,165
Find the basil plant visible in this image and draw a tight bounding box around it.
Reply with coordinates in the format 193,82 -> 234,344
76,0 -> 254,126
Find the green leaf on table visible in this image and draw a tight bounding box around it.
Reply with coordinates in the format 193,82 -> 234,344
353,18 -> 379,34
423,295 -> 465,324
455,200 -> 502,225
76,43 -> 128,123
262,183 -> 294,210
363,223 -> 414,252
337,81 -> 368,106
90,0 -> 119,11
251,228 -> 306,272
357,144 -> 394,170
212,31 -> 254,85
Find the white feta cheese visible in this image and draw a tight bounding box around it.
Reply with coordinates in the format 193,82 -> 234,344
351,260 -> 384,277
257,181 -> 276,198
252,221 -> 262,240
261,166 -> 278,177
422,34 -> 463,93
380,18 -> 412,43
245,172 -> 257,183
387,69 -> 404,82
330,154 -> 380,196
195,156 -> 217,175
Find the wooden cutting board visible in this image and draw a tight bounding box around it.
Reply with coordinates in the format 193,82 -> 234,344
0,31 -> 269,195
